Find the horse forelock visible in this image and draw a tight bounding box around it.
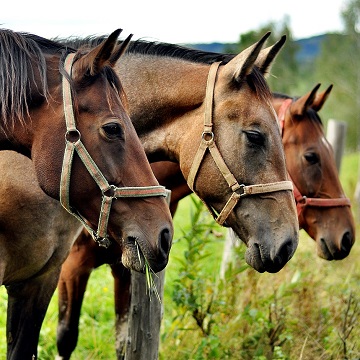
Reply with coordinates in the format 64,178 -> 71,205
247,67 -> 272,103
0,29 -> 60,130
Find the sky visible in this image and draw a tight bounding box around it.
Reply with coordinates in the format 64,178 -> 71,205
1,0 -> 348,45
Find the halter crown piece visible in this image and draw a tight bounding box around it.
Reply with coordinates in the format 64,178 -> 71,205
186,61 -> 293,226
60,53 -> 171,248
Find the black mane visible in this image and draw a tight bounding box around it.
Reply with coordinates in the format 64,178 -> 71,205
59,35 -> 271,101
58,34 -> 234,64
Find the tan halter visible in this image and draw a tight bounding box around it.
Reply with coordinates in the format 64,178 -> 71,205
278,99 -> 351,218
60,53 -> 170,248
187,61 -> 293,226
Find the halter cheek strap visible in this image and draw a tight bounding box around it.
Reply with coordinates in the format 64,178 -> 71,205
60,53 -> 171,248
187,62 -> 293,226
277,98 -> 351,218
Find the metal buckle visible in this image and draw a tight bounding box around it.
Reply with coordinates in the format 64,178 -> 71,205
93,232 -> 111,248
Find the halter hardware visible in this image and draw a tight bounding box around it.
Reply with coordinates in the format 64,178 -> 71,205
187,61 -> 293,226
278,99 -> 351,218
60,53 -> 171,248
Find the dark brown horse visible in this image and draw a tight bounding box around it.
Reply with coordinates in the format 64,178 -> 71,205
0,28 -> 174,359
54,34 -> 300,359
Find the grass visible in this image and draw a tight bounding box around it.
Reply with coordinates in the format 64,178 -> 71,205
0,153 -> 359,359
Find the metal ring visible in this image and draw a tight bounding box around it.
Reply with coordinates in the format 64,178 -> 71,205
103,184 -> 117,199
201,131 -> 214,143
298,196 -> 307,205
65,129 -> 81,143
236,184 -> 246,197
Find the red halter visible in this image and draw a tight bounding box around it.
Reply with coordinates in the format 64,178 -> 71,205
277,98 -> 351,218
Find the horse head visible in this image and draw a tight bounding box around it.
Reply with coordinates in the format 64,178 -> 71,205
180,34 -> 299,273
0,28 -> 173,273
279,84 -> 355,260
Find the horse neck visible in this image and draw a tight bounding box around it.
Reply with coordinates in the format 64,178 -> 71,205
0,120 -> 33,156
117,55 -> 209,162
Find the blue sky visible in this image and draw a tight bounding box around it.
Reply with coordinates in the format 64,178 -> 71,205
1,0 -> 347,44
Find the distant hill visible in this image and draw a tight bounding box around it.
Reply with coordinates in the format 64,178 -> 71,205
185,34 -> 328,63
295,34 -> 327,62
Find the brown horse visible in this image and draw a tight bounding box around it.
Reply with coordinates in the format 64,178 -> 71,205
56,80 -> 355,359
272,85 -> 354,259
0,28 -> 174,359
54,34 -> 299,359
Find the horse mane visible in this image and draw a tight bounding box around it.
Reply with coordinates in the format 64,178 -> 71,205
0,29 -> 125,131
273,92 -> 323,125
0,29 -> 69,130
59,35 -> 272,101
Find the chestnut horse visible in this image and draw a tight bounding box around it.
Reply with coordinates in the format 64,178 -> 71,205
54,34 -> 299,359
0,28 -> 174,359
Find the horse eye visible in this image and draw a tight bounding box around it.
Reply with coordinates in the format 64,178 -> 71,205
102,122 -> 123,139
243,130 -> 265,146
304,152 -> 319,165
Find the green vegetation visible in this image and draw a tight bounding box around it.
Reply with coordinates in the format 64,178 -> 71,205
0,153 -> 358,359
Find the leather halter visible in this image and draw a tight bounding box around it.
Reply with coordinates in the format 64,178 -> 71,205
60,53 -> 170,248
187,61 -> 293,226
278,98 -> 351,218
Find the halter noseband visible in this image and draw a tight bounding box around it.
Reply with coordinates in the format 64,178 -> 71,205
278,99 -> 351,218
60,53 -> 170,248
187,61 -> 293,226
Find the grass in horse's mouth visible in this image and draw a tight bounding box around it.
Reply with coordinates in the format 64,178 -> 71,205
135,240 -> 161,302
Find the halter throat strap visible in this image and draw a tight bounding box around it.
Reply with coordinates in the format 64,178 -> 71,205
60,53 -> 170,248
187,62 -> 293,226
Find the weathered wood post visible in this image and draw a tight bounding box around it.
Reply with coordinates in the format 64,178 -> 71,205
220,229 -> 237,280
125,270 -> 165,360
326,118 -> 347,171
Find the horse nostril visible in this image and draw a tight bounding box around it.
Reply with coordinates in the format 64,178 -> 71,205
276,238 -> 294,263
341,231 -> 353,253
159,228 -> 172,256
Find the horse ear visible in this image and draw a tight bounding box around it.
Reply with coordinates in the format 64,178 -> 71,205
290,83 -> 321,116
312,84 -> 333,112
109,33 -> 133,66
222,32 -> 271,83
71,28 -> 123,79
255,35 -> 286,77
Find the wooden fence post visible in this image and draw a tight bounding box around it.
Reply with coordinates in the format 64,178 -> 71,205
125,270 -> 165,360
326,118 -> 347,171
220,229 -> 237,280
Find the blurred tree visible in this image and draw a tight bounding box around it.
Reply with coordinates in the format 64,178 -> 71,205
314,0 -> 360,151
225,16 -> 301,94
